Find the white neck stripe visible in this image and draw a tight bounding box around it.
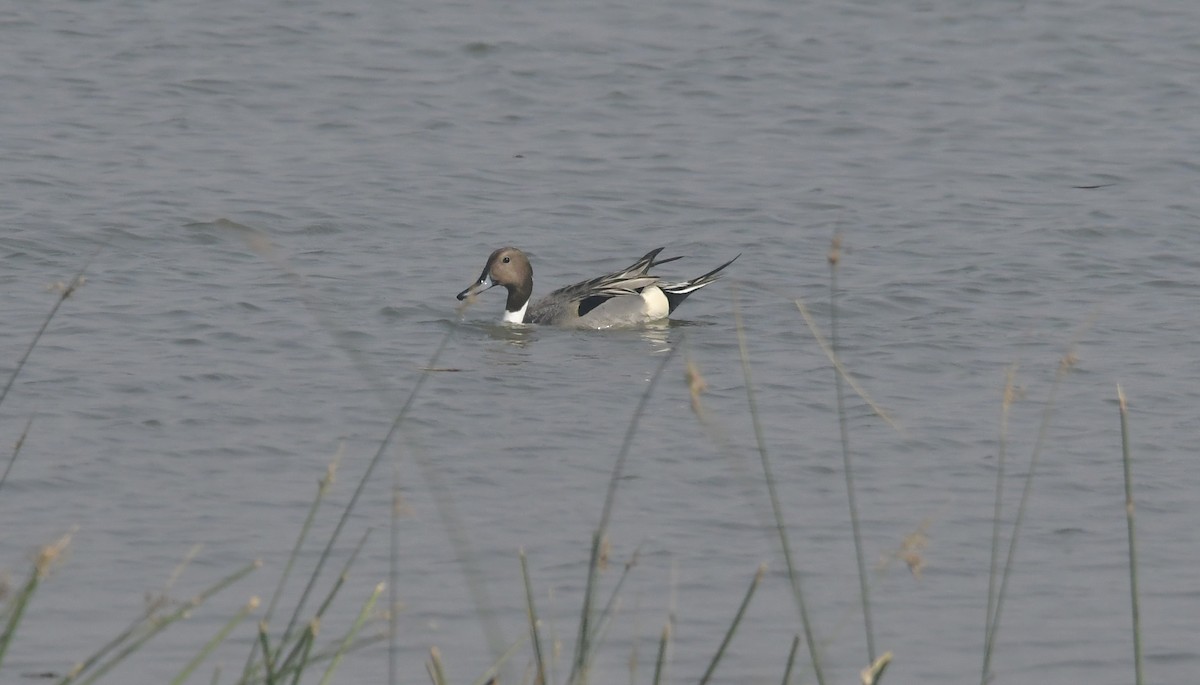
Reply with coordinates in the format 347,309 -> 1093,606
503,301 -> 528,324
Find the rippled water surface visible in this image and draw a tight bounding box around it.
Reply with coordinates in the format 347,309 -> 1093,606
2,1 -> 1198,682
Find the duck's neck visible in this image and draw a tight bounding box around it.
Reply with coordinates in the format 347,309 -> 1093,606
503,300 -> 529,324
503,279 -> 531,323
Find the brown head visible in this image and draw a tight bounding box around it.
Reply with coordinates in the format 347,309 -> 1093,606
456,247 -> 534,314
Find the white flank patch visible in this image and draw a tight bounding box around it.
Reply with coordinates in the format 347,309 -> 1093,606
503,301 -> 529,324
640,286 -> 670,320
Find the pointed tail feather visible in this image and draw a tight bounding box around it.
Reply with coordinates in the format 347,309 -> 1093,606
661,253 -> 740,313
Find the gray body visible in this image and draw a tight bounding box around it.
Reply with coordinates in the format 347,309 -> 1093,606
457,247 -> 739,329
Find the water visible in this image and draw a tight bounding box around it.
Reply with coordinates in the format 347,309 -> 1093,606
1,0 -> 1197,682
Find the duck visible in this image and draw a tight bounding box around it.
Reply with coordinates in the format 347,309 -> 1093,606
456,246 -> 739,328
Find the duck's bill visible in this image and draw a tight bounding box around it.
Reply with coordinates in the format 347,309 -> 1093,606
456,274 -> 493,301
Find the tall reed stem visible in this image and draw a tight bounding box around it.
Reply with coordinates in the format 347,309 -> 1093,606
983,364 -> 1018,672
828,236 -> 875,663
1117,385 -> 1143,685
981,349 -> 1078,682
732,287 -> 825,685
569,345 -> 679,685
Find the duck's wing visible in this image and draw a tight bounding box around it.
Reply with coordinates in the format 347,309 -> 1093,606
527,248 -> 681,324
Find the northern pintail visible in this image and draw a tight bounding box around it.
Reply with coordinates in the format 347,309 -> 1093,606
456,247 -> 739,328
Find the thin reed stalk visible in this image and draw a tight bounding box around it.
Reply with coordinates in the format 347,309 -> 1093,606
780,635 -> 800,685
222,220 -> 463,657
408,438 -> 509,667
568,345 -> 679,685
582,546 -> 641,676
471,634 -> 530,685
981,347 -> 1079,683
279,324 -> 456,647
0,247 -> 102,497
0,569 -> 41,667
0,416 -> 34,496
286,621 -> 318,685
389,466 -> 402,685
169,596 -> 260,685
0,249 -> 100,411
861,651 -> 892,685
310,528 -> 372,624
827,236 -> 875,663
520,549 -> 548,685
732,287 -> 825,685
241,453 -> 340,681
982,364 -> 1018,672
250,632 -> 389,685
257,623 -> 277,685
233,219 -> 507,668
427,646 -> 448,685
698,564 -> 766,685
1117,385 -> 1143,685
651,622 -> 670,685
275,618 -> 319,678
317,582 -> 384,685
65,559 -> 260,685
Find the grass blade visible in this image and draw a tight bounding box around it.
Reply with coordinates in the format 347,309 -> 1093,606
169,597 -> 259,685
286,621 -> 318,685
426,646 -> 448,685
0,249 -> 101,412
732,286 -> 825,685
0,531 -> 72,668
257,622 -> 276,685
827,235 -> 875,663
698,563 -> 765,685
1117,385 -> 1143,685
242,453 -> 340,681
67,559 -> 260,685
780,635 -> 800,685
520,549 -> 548,685
982,363 -> 1018,677
318,582 -> 384,685
0,415 -> 35,497
651,621 -> 671,685
569,344 -> 679,685
981,347 -> 1080,682
471,635 -> 529,685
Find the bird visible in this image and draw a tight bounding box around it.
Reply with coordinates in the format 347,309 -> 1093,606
456,246 -> 738,328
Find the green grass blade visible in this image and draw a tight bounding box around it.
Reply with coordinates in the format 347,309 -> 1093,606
981,347 -> 1080,682
828,236 -> 876,663
582,545 -> 640,673
780,634 -> 800,685
311,528 -> 372,624
68,559 -> 260,685
0,415 -> 34,497
318,582 -> 384,685
0,247 -> 101,412
426,646 -> 448,685
286,621 -> 318,685
279,322 -> 455,645
520,549 -> 548,685
1117,385 -> 1143,685
982,364 -> 1018,681
471,635 -> 529,685
169,597 -> 259,685
569,345 -> 679,685
651,621 -> 670,685
698,564 -> 765,685
242,454 -> 339,681
733,287 -> 825,685
275,618 -> 318,679
1,532 -> 72,670
0,570 -> 42,668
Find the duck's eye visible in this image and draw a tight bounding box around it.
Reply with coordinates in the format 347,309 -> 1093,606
502,256 -> 510,263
